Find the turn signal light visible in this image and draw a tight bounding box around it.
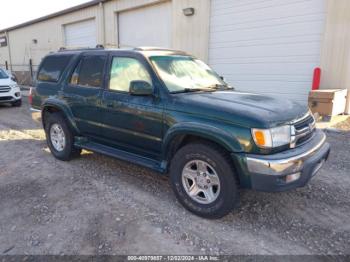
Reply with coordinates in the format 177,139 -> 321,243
252,125 -> 291,149
254,130 -> 265,146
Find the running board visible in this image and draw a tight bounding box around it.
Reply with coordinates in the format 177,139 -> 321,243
74,140 -> 166,174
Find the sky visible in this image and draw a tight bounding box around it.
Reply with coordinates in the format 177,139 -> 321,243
0,0 -> 91,30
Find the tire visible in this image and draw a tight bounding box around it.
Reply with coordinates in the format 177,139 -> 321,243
44,112 -> 81,161
170,142 -> 239,219
11,99 -> 22,107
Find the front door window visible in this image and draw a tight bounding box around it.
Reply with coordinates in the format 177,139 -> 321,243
109,57 -> 152,92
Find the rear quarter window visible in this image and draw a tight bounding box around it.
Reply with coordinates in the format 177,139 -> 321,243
37,55 -> 72,82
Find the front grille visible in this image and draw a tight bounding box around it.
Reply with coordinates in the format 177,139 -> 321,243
296,131 -> 314,146
291,113 -> 316,147
0,86 -> 10,93
294,114 -> 315,130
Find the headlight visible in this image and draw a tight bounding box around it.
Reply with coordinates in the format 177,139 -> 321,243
252,125 -> 291,148
10,84 -> 19,89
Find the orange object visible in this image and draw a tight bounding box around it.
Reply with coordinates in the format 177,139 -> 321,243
254,130 -> 265,146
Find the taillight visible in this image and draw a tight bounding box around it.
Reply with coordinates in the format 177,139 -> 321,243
29,87 -> 33,105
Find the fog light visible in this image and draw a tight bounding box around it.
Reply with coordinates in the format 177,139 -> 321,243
285,172 -> 301,183
15,92 -> 20,97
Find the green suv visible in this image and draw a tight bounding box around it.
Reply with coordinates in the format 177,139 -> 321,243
31,47 -> 330,218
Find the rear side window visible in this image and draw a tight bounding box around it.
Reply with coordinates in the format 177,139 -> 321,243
37,55 -> 72,82
70,55 -> 106,88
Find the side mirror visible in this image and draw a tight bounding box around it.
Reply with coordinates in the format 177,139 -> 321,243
11,76 -> 17,82
220,76 -> 225,81
129,80 -> 154,96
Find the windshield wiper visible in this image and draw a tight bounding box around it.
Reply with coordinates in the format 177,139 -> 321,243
171,88 -> 216,94
171,84 -> 234,94
207,84 -> 234,91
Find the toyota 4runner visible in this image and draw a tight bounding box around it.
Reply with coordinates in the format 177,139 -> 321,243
30,47 -> 330,218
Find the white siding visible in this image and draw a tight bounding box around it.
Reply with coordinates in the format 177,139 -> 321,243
64,19 -> 97,48
209,0 -> 326,103
118,2 -> 172,48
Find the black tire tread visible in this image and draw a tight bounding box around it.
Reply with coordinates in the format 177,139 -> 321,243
170,141 -> 239,219
44,112 -> 81,161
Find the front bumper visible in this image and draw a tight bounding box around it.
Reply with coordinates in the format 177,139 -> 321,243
243,130 -> 330,192
0,86 -> 21,103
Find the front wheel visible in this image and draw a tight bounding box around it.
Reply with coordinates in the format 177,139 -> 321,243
169,142 -> 239,219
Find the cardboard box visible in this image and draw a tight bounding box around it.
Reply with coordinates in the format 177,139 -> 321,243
346,90 -> 350,115
308,89 -> 347,116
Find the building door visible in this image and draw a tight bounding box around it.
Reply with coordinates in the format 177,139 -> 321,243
117,2 -> 172,48
209,0 -> 326,104
64,19 -> 97,48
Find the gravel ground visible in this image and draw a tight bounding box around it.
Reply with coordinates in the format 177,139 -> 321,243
334,117 -> 350,131
0,100 -> 349,255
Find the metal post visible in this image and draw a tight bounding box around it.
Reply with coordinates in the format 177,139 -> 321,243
29,59 -> 33,84
5,31 -> 12,71
5,61 -> 8,70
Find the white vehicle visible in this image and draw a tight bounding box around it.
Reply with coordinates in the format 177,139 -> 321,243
0,68 -> 21,107
5,69 -> 18,82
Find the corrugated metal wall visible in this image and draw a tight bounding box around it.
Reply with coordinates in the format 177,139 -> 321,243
321,0 -> 350,91
0,0 -> 210,85
208,0 -> 326,104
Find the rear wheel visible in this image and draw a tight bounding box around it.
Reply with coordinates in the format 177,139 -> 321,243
44,112 -> 81,161
170,142 -> 239,219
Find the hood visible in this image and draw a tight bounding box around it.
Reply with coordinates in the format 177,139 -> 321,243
0,77 -> 15,86
169,91 -> 309,128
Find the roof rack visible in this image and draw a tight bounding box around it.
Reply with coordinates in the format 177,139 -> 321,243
55,45 -> 188,54
58,44 -> 105,52
134,46 -> 187,53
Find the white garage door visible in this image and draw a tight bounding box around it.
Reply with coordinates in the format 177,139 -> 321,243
64,19 -> 97,48
118,2 -> 172,48
209,0 -> 326,103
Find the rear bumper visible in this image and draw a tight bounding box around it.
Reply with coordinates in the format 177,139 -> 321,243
238,130 -> 330,192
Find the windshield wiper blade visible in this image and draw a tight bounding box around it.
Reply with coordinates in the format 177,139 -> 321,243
171,88 -> 215,94
207,84 -> 234,90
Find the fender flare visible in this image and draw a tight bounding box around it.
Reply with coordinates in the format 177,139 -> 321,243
162,122 -> 243,158
41,98 -> 80,134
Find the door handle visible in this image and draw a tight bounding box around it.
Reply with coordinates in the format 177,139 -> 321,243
106,102 -> 114,108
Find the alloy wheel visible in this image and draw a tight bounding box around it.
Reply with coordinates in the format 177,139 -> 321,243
181,160 -> 221,204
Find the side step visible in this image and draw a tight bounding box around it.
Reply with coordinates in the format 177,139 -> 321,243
74,140 -> 166,174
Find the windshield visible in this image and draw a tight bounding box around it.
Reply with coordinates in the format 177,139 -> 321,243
0,68 -> 9,79
150,55 -> 227,93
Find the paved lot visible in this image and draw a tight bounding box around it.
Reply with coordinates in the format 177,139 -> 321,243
0,100 -> 349,255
